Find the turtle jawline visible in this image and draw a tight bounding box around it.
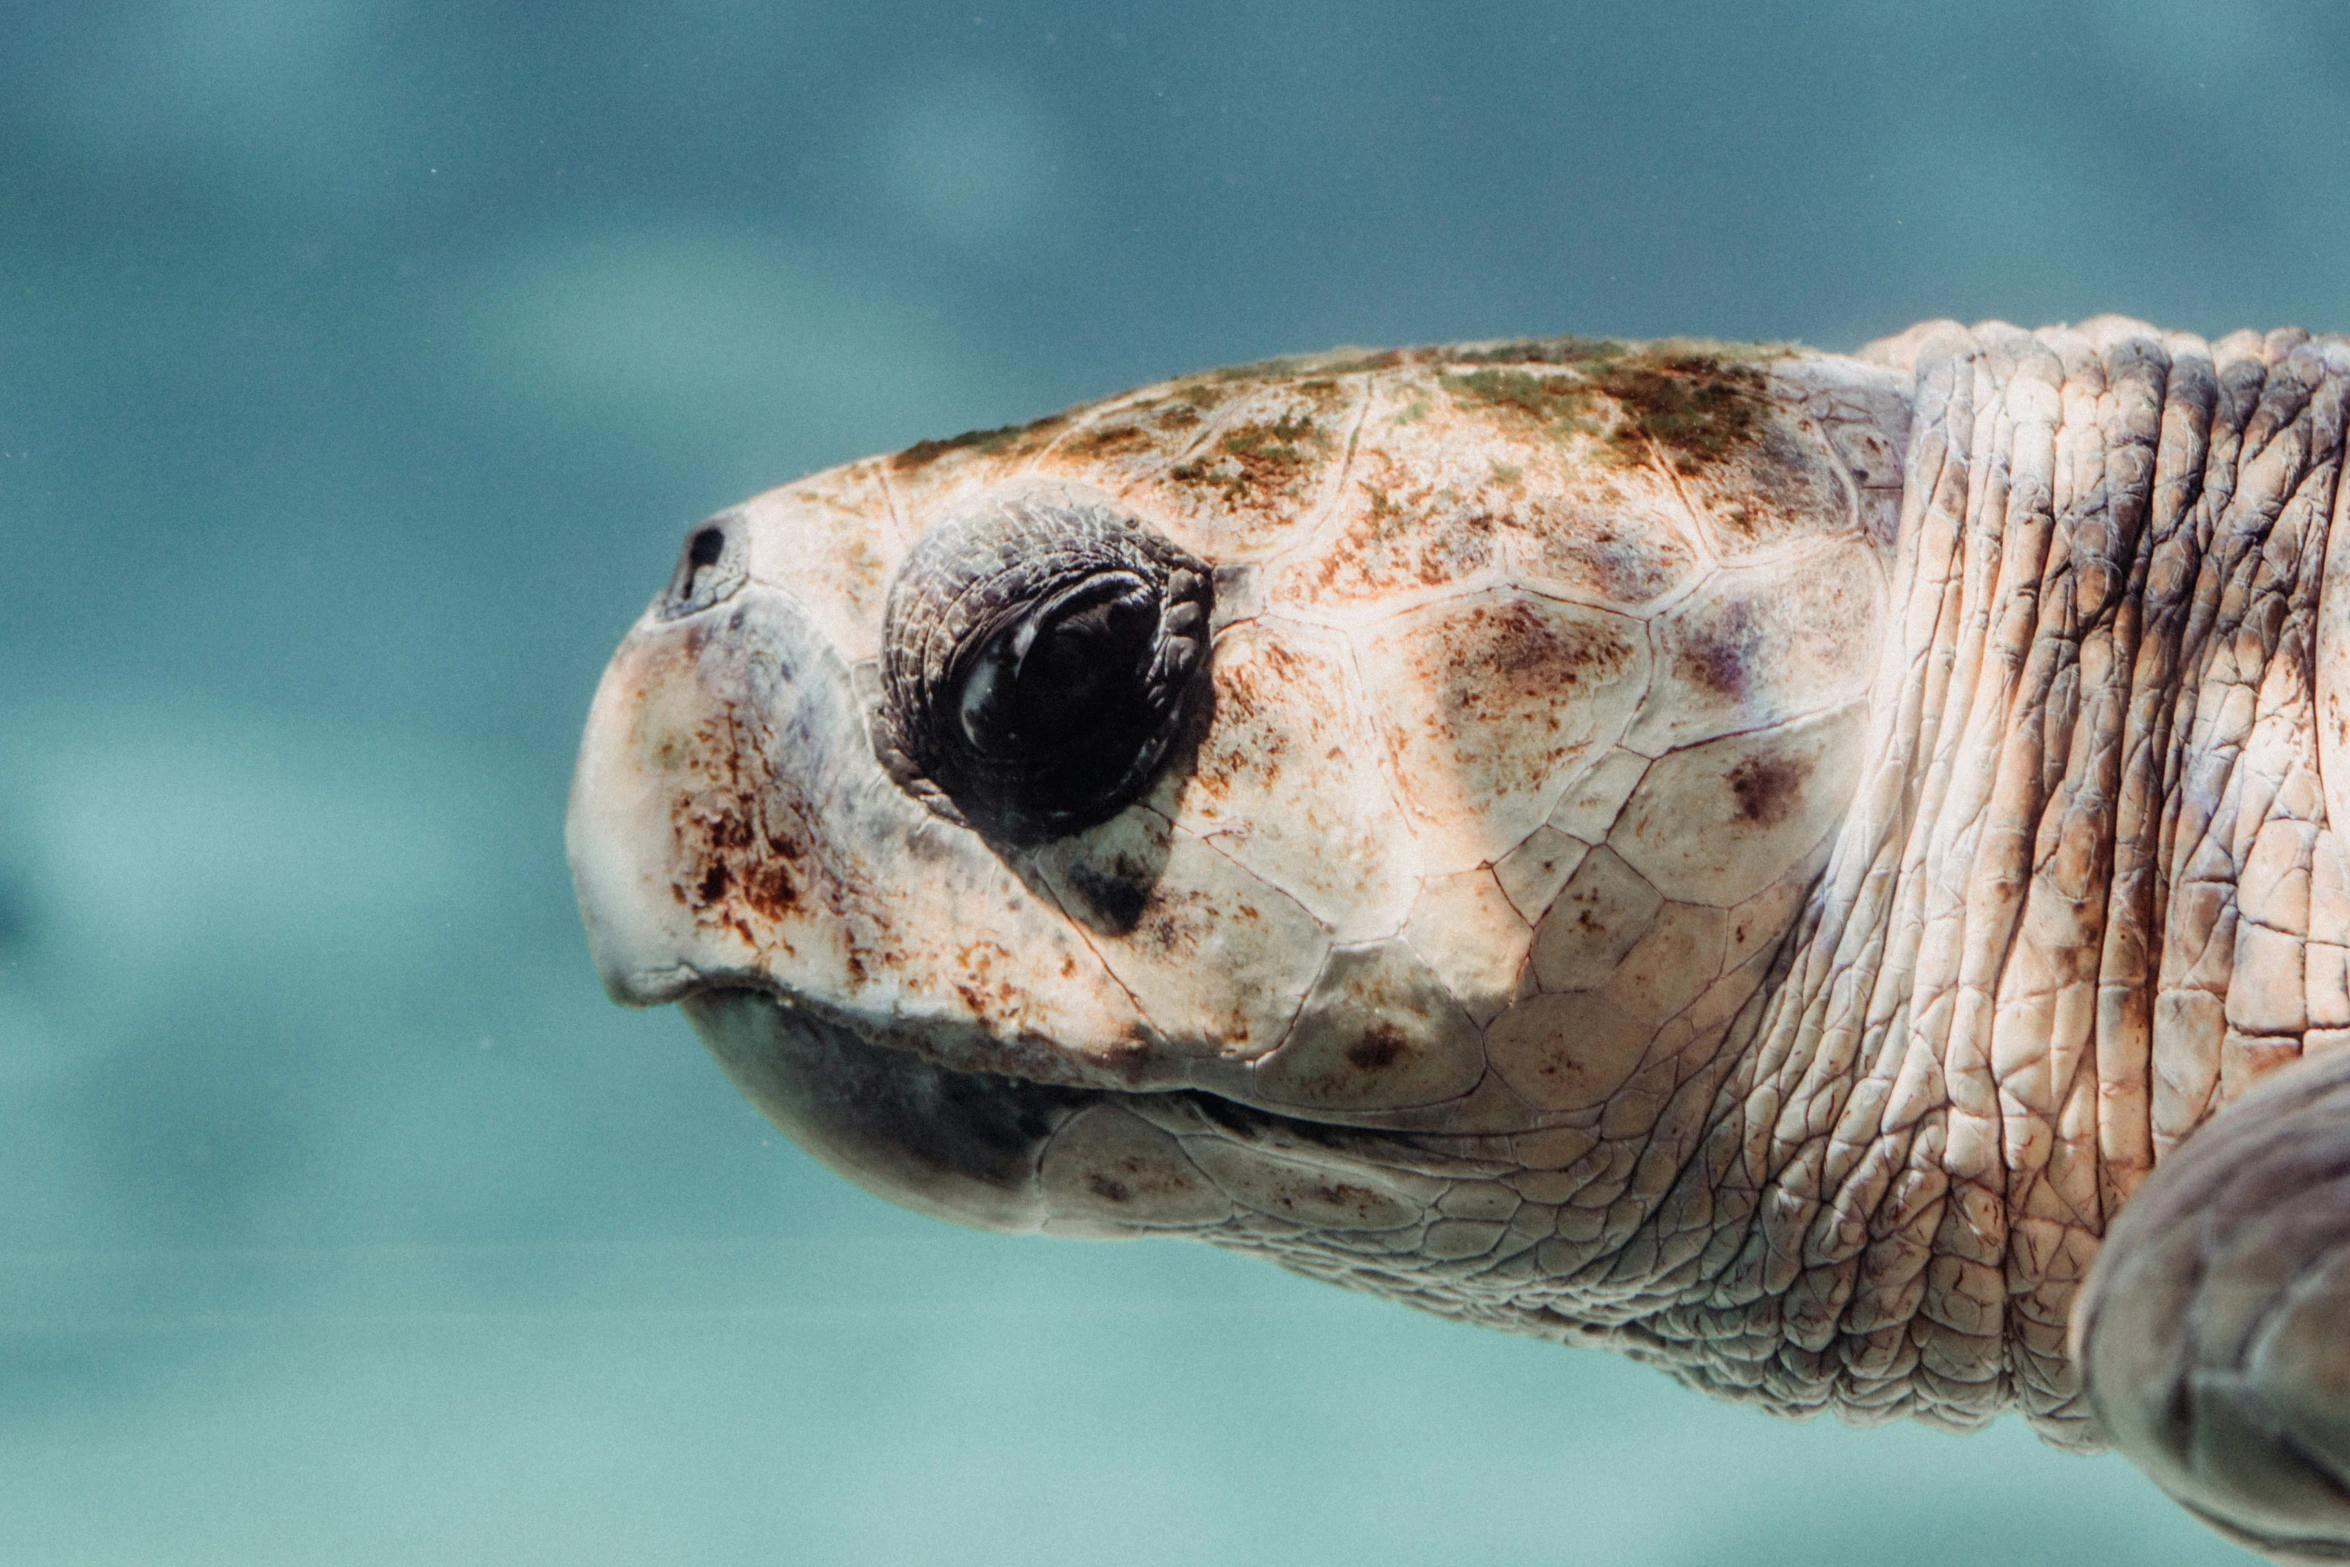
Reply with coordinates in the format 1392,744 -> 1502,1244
678,984 -> 1357,1234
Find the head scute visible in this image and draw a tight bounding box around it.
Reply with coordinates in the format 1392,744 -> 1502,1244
871,483 -> 1214,845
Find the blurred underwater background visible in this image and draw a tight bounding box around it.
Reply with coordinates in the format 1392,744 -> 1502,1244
4,1 -> 2347,1561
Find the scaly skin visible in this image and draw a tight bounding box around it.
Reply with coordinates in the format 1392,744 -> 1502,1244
1674,319 -> 2349,1440
569,318 -> 2350,1559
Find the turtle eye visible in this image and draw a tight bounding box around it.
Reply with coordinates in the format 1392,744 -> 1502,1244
955,573 -> 1157,755
872,489 -> 1213,846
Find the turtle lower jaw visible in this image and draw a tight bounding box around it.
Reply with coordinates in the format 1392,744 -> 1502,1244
679,985 -> 1449,1239
683,986 -> 1097,1234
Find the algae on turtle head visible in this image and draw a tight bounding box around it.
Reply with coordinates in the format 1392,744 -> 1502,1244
569,319 -> 2350,1564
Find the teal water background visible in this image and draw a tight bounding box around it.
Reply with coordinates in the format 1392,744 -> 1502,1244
4,4 -> 2344,1562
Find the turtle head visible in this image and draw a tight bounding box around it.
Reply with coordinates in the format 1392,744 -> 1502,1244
567,342 -> 1907,1239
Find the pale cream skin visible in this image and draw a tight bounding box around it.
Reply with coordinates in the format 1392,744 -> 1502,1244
570,321 -> 2350,1562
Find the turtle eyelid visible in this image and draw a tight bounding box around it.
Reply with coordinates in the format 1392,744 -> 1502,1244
874,491 -> 1215,845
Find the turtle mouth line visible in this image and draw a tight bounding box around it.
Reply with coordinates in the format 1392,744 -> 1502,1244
693,978 -> 1460,1135
677,982 -> 1388,1231
691,978 -> 1311,1124
706,979 -> 1111,1105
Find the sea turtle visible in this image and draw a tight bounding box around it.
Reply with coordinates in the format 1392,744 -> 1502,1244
568,317 -> 2350,1562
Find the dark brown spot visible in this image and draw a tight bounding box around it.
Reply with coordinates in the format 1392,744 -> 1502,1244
1441,600 -> 1630,720
1726,751 -> 1812,826
1067,861 -> 1150,932
740,852 -> 800,919
659,699 -> 847,947
1133,888 -> 1211,962
1346,1024 -> 1408,1071
1087,1174 -> 1133,1203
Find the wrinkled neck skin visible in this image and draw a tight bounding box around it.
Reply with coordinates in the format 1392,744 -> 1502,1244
891,320 -> 2350,1448
1665,319 -> 2350,1444
1539,319 -> 2350,1442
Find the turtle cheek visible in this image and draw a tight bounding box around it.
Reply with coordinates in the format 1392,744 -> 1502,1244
1525,847 -> 1666,995
1149,621 -> 1423,946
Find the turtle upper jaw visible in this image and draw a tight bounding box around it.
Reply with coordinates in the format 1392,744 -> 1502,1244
564,583 -> 1190,1093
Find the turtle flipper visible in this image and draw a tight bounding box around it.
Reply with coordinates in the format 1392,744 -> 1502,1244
2077,1046 -> 2350,1562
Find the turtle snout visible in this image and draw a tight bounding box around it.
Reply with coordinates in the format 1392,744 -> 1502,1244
657,509 -> 748,621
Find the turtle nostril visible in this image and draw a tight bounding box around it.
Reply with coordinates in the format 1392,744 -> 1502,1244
687,526 -> 725,571
660,512 -> 747,620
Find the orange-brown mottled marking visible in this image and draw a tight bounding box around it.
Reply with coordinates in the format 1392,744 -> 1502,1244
1187,638 -> 1308,804
666,704 -> 831,955
1439,599 -> 1631,732
1301,460 -> 1502,598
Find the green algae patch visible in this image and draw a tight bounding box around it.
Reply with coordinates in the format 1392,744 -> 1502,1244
891,411 -> 1068,470
1591,354 -> 1769,472
1451,336 -> 1628,367
1439,367 -> 1602,439
1206,343 -> 1446,380
1169,412 -> 1326,502
1441,343 -> 1777,474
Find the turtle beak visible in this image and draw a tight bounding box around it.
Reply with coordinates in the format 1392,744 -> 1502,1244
566,608 -> 715,1008
564,584 -> 907,1011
